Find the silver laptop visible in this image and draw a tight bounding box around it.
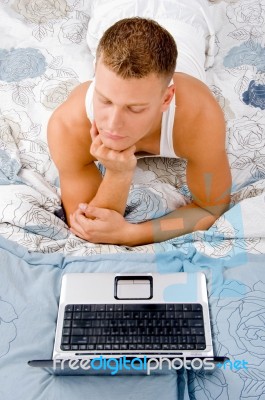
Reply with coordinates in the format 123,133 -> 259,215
28,272 -> 227,374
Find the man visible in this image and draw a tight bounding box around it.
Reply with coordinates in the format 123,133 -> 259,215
47,16 -> 231,246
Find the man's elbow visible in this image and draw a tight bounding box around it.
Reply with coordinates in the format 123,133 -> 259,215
204,198 -> 231,219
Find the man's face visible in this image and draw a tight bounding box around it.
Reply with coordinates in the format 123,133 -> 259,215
93,58 -> 173,151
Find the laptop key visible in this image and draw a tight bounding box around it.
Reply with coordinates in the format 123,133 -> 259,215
65,305 -> 74,312
63,320 -> 72,328
72,320 -> 92,328
186,344 -> 195,350
189,319 -> 204,327
62,336 -> 70,344
178,344 -> 187,350
71,328 -> 84,336
114,304 -> 123,311
191,327 -> 204,335
93,328 -> 102,336
64,312 -> 72,320
96,312 -> 105,319
82,312 -> 96,319
175,312 -> 184,319
196,336 -> 206,344
124,336 -> 133,344
187,336 -> 197,344
71,336 -> 89,344
169,344 -> 179,350
166,311 -> 175,319
115,336 -> 124,344
192,304 -> 202,311
123,304 -> 166,311
173,304 -> 183,311
182,320 -> 189,327
145,344 -> 153,350
61,345 -> 70,351
196,344 -> 206,350
179,336 -> 187,344
95,304 -> 106,311
106,305 -> 115,312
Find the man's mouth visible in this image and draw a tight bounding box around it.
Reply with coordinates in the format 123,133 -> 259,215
102,131 -> 126,140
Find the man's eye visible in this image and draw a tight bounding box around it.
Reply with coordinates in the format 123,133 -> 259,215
129,107 -> 145,113
100,99 -> 112,105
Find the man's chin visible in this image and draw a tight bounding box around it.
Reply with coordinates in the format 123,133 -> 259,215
101,138 -> 130,152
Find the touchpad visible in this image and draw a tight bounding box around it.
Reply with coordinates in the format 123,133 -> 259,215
115,276 -> 152,300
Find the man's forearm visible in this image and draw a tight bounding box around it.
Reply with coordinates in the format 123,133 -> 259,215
126,202 -> 225,246
88,169 -> 133,215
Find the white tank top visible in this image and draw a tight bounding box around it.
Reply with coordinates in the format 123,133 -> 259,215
85,79 -> 177,159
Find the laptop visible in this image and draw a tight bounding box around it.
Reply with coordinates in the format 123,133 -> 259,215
28,272 -> 228,375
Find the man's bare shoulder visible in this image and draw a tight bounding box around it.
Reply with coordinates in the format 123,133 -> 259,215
47,80 -> 96,172
172,73 -> 225,159
50,80 -> 92,127
173,73 -> 220,118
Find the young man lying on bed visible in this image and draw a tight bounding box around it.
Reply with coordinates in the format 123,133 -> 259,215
47,16 -> 231,246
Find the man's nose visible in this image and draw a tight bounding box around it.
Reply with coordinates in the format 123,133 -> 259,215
108,107 -> 123,131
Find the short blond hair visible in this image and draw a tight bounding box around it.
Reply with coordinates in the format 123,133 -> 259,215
96,17 -> 177,83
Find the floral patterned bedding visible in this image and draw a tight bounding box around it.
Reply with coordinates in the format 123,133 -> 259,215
0,0 -> 265,399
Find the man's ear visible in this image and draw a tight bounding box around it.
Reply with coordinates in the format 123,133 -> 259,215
161,84 -> 175,112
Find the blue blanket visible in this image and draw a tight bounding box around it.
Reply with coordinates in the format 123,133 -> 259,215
1,235 -> 265,400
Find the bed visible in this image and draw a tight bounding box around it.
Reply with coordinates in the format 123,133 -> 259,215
1,0 -> 265,399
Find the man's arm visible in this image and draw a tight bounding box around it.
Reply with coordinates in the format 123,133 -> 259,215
123,96 -> 232,245
47,82 -> 135,225
47,82 -> 102,225
82,121 -> 137,215
69,126 -> 231,246
124,154 -> 231,245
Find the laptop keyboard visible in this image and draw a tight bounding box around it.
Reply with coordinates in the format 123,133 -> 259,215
61,303 -> 206,352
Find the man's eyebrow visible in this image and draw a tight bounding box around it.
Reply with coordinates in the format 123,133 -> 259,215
94,88 -> 149,106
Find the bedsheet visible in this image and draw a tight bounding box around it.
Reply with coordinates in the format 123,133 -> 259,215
0,0 -> 265,399
0,0 -> 265,257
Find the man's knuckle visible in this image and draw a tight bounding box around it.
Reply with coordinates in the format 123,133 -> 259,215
105,209 -> 111,217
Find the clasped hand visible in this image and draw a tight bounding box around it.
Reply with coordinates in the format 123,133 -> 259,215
89,121 -> 137,173
69,205 -> 134,245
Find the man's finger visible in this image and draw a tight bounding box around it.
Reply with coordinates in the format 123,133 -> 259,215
90,120 -> 99,141
121,144 -> 137,157
90,135 -> 104,157
70,214 -> 89,238
70,227 -> 87,240
80,206 -> 109,221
